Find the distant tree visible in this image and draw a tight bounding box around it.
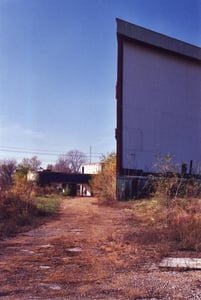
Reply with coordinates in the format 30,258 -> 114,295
54,149 -> 87,173
46,164 -> 53,171
0,159 -> 17,189
91,152 -> 116,202
65,149 -> 87,173
53,156 -> 72,173
20,156 -> 41,171
13,156 -> 41,193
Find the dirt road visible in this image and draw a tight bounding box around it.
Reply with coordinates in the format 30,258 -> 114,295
0,197 -> 201,299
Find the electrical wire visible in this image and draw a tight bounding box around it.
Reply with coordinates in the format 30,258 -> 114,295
0,146 -> 105,159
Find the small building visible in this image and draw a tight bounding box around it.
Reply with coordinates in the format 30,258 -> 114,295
81,162 -> 102,175
116,19 -> 201,200
80,162 -> 102,196
27,170 -> 38,182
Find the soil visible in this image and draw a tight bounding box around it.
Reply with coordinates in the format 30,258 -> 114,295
0,197 -> 201,300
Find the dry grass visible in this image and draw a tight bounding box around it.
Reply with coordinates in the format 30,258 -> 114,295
129,196 -> 201,252
1,197 -> 201,299
167,201 -> 201,251
0,191 -> 60,239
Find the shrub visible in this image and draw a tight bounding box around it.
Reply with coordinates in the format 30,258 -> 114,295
91,152 -> 116,202
150,154 -> 201,251
0,190 -> 59,238
62,185 -> 70,196
152,154 -> 201,205
167,201 -> 201,251
152,153 -> 179,205
131,197 -> 201,252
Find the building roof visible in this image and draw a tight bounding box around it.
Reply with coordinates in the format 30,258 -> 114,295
116,18 -> 201,62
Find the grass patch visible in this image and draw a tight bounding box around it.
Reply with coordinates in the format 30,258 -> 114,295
32,195 -> 60,214
0,191 -> 60,239
167,200 -> 201,251
130,197 -> 201,252
130,198 -> 164,225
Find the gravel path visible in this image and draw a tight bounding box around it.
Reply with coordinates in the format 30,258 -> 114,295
0,197 -> 201,299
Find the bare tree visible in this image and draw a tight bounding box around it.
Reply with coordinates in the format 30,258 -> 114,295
0,159 -> 17,188
53,149 -> 87,173
53,156 -> 72,173
65,149 -> 87,173
20,156 -> 41,171
46,164 -> 53,171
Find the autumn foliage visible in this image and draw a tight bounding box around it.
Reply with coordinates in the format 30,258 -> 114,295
91,152 -> 116,202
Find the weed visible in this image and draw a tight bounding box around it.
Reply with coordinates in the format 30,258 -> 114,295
32,195 -> 60,214
131,197 -> 201,252
0,191 -> 60,238
167,202 -> 201,251
149,154 -> 201,252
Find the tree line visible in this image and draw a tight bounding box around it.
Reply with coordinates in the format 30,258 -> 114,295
0,149 -> 87,189
0,150 -> 117,202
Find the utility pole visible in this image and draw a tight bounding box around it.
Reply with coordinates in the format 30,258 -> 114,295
90,145 -> 92,163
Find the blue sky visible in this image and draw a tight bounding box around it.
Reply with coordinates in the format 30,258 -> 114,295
0,0 -> 201,167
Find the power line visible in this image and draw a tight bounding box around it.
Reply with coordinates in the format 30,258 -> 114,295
0,145 -> 104,155
0,146 -> 104,159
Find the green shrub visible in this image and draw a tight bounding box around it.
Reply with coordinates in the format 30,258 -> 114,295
32,195 -> 60,214
62,186 -> 70,196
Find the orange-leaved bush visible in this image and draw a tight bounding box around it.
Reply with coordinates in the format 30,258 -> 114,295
91,152 -> 116,202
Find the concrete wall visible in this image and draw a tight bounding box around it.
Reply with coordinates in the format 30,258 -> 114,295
121,37 -> 201,173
